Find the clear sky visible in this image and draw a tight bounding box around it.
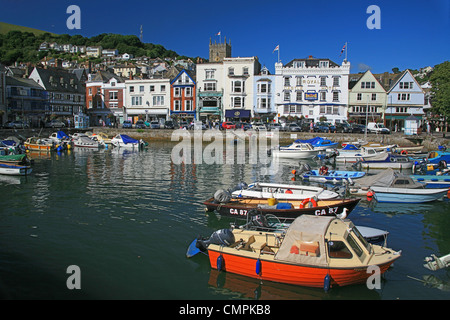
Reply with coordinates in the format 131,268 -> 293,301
1,0 -> 449,74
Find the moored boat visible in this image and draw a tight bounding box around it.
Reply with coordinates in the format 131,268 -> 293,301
336,146 -> 387,163
297,166 -> 366,184
370,185 -> 448,203
0,154 -> 32,175
73,136 -> 100,148
410,174 -> 450,188
271,142 -> 320,159
230,182 -> 339,200
188,215 -> 401,289
295,137 -> 338,150
24,137 -> 56,152
203,196 -> 360,219
111,134 -> 146,149
359,152 -> 414,170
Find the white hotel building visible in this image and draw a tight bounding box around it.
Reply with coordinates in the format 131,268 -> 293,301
124,78 -> 171,122
274,56 -> 350,123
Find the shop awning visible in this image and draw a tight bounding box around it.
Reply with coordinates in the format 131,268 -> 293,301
225,109 -> 251,118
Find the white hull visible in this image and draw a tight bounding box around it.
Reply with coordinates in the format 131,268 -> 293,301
272,149 -> 320,159
0,167 -> 32,176
232,182 -> 339,200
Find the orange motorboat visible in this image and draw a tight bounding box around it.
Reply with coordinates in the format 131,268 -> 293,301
189,215 -> 401,290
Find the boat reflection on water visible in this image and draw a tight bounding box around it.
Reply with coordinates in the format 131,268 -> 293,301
362,198 -> 448,215
208,269 -> 381,300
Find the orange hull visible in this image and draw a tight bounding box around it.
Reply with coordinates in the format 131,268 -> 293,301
208,249 -> 394,288
25,144 -> 52,152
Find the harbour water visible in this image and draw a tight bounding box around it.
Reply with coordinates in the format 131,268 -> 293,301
1,142 -> 450,300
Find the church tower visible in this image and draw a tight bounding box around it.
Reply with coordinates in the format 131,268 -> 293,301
209,37 -> 231,62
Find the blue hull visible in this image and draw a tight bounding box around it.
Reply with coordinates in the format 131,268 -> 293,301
371,187 -> 448,203
301,170 -> 366,183
411,175 -> 450,188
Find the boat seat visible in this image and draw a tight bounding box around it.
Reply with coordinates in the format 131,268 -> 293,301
250,241 -> 272,253
242,235 -> 256,251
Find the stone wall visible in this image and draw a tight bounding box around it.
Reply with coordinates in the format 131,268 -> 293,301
1,127 -> 448,152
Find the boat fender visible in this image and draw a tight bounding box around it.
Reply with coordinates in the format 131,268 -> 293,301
256,258 -> 262,276
299,198 -> 317,209
367,191 -> 374,201
324,274 -> 331,292
291,169 -> 297,175
217,254 -> 224,272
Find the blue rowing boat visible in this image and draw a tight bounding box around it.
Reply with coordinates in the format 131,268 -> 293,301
300,169 -> 366,184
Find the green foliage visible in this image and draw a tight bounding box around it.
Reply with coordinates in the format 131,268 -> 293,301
0,30 -> 196,65
430,61 -> 450,117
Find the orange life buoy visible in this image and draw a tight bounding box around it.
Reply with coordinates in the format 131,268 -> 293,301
401,150 -> 408,155
300,198 -> 318,209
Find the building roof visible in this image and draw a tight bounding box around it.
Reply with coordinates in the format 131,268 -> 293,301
284,56 -> 340,68
6,76 -> 43,89
31,67 -> 85,94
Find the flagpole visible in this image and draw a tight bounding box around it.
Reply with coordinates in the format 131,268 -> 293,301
345,42 -> 348,62
278,46 -> 280,63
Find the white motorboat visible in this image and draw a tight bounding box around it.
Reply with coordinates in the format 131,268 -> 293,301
73,136 -> 100,148
231,182 -> 339,200
336,146 -> 387,163
111,134 -> 146,149
359,152 -> 414,170
271,142 -> 320,159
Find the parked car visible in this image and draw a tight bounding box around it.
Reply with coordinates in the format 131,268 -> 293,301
299,121 -> 313,132
335,122 -> 353,133
164,121 -> 175,129
367,122 -> 390,134
191,121 -> 207,130
351,123 -> 365,133
150,121 -> 160,129
235,122 -> 252,130
45,120 -> 65,128
314,122 -> 336,133
268,123 -> 285,131
135,120 -> 146,129
287,123 -> 302,132
4,120 -> 29,128
221,122 -> 236,130
122,120 -> 133,128
252,122 -> 267,131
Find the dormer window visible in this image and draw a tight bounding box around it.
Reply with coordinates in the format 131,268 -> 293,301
319,61 -> 329,68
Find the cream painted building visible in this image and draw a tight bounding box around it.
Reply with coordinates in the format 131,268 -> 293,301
348,70 -> 388,124
222,57 -> 261,120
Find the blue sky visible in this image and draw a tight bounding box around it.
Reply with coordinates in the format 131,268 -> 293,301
1,0 -> 449,74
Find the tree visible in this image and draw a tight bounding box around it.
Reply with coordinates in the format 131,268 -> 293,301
430,62 -> 450,115
430,61 -> 450,135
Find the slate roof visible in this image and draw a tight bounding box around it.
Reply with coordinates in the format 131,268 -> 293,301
32,67 -> 85,94
284,57 -> 340,68
6,76 -> 43,89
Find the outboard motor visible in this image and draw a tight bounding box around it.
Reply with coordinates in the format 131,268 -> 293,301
196,229 -> 235,252
299,163 -> 311,173
235,181 -> 248,191
214,189 -> 231,203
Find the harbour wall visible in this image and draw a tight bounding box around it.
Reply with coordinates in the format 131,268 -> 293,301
1,127 -> 448,151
